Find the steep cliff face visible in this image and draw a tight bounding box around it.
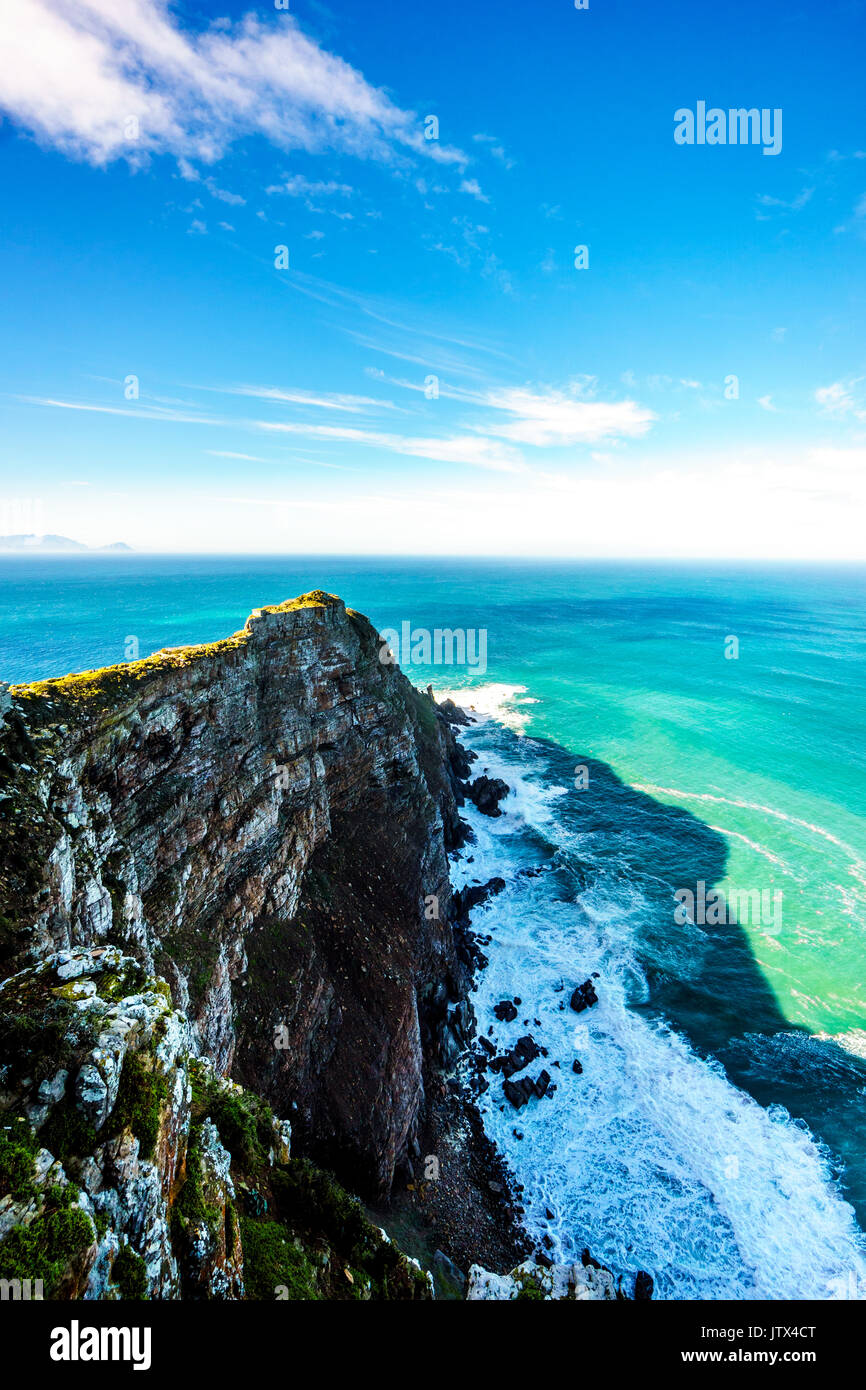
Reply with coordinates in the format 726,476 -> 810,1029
0,592 -> 470,1222
0,944 -> 431,1300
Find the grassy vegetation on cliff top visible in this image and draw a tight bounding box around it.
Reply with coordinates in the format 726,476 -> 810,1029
8,591 -> 343,708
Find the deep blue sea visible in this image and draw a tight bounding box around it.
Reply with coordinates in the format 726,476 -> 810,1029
2,555 -> 866,1298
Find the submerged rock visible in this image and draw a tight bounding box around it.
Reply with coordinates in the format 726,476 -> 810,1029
437,699 -> 474,728
503,1076 -> 537,1109
534,1070 -> 551,1098
452,877 -> 506,922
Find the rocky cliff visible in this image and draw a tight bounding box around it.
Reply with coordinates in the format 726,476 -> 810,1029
0,592 -> 471,1298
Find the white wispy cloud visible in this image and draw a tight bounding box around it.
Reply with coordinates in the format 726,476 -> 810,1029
206,451 -> 275,463
16,395 -> 224,424
348,332 -> 503,383
476,384 -> 656,447
459,178 -> 490,203
472,133 -> 514,169
266,175 -> 354,198
256,420 -> 526,473
15,371 -> 653,470
0,0 -> 468,170
358,371 -> 655,448
206,449 -> 354,471
201,384 -> 400,413
756,187 -> 814,213
815,379 -> 866,419
178,159 -> 246,204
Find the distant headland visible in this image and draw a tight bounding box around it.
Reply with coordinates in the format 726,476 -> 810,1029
0,534 -> 133,552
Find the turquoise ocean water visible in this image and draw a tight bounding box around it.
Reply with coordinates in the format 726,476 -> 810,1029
2,556 -> 865,1297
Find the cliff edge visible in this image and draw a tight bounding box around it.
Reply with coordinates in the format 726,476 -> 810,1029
0,592 -> 474,1298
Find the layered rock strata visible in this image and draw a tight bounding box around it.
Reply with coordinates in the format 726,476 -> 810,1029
0,593 -> 469,1296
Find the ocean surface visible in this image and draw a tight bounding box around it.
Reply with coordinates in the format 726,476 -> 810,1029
2,555 -> 866,1299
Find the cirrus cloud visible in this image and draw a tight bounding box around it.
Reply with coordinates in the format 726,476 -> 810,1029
815,379 -> 866,420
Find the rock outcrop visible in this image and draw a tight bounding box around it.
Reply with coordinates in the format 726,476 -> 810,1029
466,1258 -> 621,1301
0,593 -> 472,1297
0,945 -> 430,1299
465,775 -> 510,817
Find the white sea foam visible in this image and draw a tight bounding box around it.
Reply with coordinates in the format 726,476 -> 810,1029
453,708 -> 866,1300
434,682 -> 538,734
706,824 -> 795,876
819,1029 -> 866,1061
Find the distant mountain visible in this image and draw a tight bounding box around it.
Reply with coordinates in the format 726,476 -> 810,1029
0,534 -> 132,552
0,534 -> 86,551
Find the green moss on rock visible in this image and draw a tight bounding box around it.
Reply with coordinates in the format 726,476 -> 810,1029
239,1217 -> 320,1301
105,1050 -> 167,1160
514,1269 -> 548,1300
0,1114 -> 39,1201
97,959 -> 148,1001
112,1245 -> 148,1301
173,1126 -> 220,1236
41,1099 -> 97,1165
0,1203 -> 94,1296
188,1063 -> 275,1176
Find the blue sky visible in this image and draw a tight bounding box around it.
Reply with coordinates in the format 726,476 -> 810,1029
0,0 -> 864,556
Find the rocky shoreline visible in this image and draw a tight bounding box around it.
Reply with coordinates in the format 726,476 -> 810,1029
410,700 -> 652,1300
372,706 -> 650,1301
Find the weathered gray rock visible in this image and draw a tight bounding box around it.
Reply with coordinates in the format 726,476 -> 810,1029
0,596 -> 470,1300
0,947 -> 304,1300
180,1120 -> 243,1300
466,1258 -> 621,1301
1,594 -> 468,1200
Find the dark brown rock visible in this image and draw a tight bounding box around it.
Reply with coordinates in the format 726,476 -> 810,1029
570,979 -> 599,1013
503,1076 -> 537,1109
494,999 -> 518,1023
465,775 -> 510,817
